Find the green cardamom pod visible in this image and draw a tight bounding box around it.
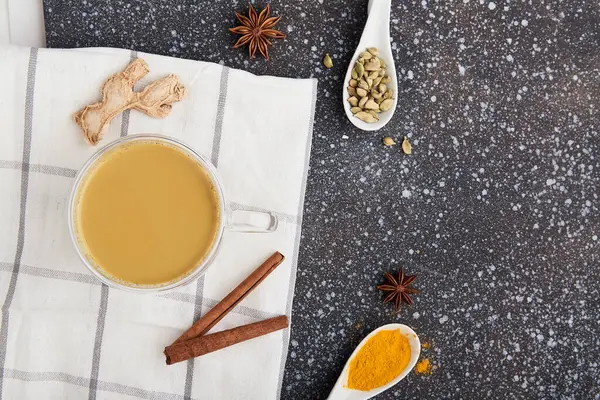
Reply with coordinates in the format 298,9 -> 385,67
323,53 -> 333,69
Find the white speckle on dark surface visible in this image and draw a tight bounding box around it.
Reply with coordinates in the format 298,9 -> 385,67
43,0 -> 600,398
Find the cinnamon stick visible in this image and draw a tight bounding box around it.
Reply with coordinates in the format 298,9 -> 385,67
172,251 -> 285,344
164,315 -> 288,365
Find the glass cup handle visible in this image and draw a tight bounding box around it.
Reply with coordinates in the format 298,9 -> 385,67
227,209 -> 278,233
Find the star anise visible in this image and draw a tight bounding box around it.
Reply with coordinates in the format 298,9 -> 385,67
229,4 -> 286,60
376,268 -> 420,313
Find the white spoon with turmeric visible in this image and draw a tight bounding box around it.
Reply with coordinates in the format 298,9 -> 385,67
327,324 -> 420,400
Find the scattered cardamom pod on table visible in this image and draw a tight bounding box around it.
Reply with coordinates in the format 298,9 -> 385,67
323,53 -> 333,69
383,137 -> 396,146
402,137 -> 412,154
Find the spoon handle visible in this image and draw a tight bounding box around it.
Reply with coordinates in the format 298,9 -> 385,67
364,0 -> 392,45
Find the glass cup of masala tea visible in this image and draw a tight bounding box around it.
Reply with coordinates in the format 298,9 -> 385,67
68,134 -> 277,292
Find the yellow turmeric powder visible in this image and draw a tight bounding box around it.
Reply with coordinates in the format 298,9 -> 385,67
347,329 -> 411,391
415,358 -> 432,375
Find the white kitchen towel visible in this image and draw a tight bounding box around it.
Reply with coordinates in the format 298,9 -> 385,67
0,45 -> 316,400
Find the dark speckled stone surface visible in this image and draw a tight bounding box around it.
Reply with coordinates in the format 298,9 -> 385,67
43,0 -> 600,398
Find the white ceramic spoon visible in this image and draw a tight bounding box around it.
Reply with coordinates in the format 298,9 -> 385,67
342,0 -> 398,131
327,324 -> 420,400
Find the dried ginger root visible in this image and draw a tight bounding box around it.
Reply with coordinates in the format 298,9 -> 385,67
74,58 -> 185,145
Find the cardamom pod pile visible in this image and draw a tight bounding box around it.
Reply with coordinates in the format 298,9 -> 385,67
346,47 -> 394,123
